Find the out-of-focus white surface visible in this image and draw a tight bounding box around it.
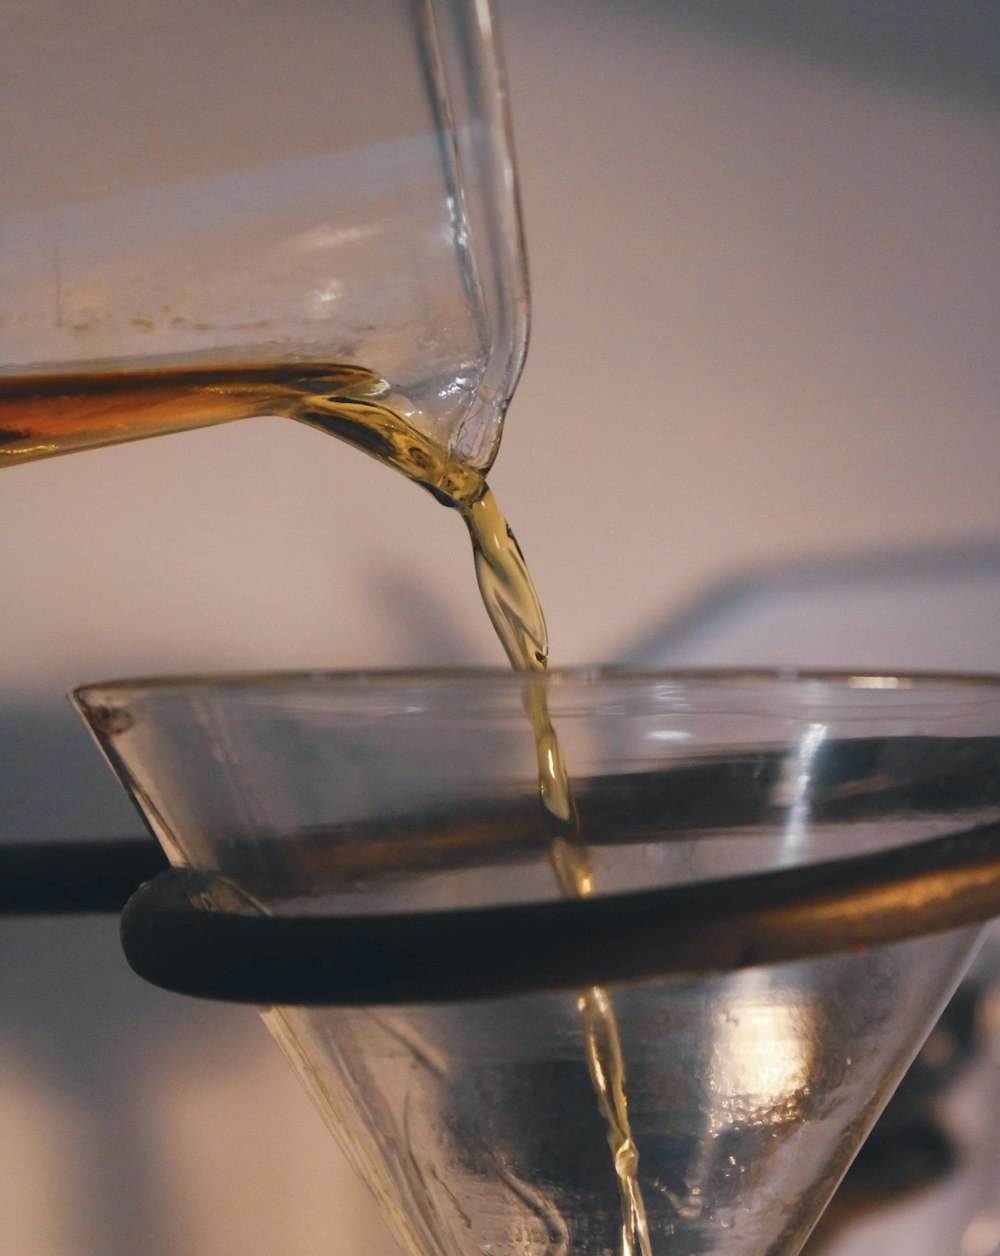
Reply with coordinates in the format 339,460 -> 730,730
2,2 -> 998,1253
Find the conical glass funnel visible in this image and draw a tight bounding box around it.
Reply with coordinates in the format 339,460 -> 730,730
72,669 -> 1000,1255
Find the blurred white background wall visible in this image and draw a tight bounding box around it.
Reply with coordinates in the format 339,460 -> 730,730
1,1 -> 998,1253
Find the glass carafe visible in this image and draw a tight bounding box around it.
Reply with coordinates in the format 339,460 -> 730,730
0,0 -> 526,498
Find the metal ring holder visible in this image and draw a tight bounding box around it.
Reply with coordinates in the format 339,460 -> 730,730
118,819 -> 1000,1006
11,736 -> 1000,1004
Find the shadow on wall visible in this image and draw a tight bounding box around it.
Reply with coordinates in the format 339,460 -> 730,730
647,0 -> 1000,108
0,705 -> 230,1253
0,685 -> 410,1256
0,912 -> 262,1255
0,702 -> 143,846
619,537 -> 1000,673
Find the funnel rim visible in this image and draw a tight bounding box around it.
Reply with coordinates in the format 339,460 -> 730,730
71,664 -> 1000,707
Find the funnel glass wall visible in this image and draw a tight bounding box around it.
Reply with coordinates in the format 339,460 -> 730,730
74,670 -> 1000,1255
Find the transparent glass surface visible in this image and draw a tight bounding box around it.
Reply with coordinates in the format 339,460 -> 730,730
0,0 -> 526,472
73,669 -> 1000,1255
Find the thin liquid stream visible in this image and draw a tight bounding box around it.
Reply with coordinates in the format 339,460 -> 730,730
462,488 -> 653,1256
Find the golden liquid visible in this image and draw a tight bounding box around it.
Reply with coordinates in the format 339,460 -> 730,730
0,362 -> 484,505
5,360 -> 650,1253
462,490 -> 652,1256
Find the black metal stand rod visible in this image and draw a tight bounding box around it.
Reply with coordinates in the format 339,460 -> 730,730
0,838 -> 167,915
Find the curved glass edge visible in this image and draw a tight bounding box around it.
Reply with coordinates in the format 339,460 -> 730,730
69,664 -> 1000,707
418,0 -> 530,471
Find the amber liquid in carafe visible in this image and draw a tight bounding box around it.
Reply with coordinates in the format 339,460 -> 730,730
5,358 -> 651,1254
0,362 -> 484,503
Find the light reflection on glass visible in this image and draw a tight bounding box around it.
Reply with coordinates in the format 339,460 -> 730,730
848,676 -> 908,690
708,973 -> 814,1128
773,722 -> 827,867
